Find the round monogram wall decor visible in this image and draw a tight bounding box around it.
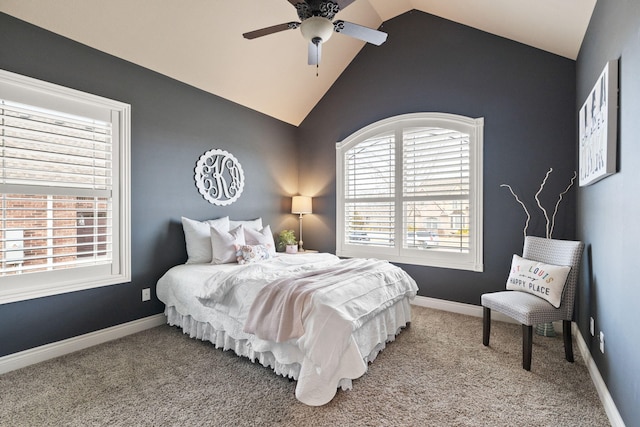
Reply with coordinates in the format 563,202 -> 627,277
194,149 -> 245,206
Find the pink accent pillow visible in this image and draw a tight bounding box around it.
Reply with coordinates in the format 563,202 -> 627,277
244,224 -> 276,256
210,225 -> 245,264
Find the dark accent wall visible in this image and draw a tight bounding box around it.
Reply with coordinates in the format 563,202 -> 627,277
297,11 -> 577,304
576,1 -> 640,425
0,13 -> 299,357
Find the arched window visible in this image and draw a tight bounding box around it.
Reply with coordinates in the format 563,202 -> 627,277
336,112 -> 483,271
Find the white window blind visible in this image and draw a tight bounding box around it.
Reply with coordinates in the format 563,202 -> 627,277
0,69 -> 130,303
345,132 -> 394,199
403,126 -> 470,252
1,100 -> 113,275
344,132 -> 395,247
337,113 -> 483,271
0,101 -> 112,189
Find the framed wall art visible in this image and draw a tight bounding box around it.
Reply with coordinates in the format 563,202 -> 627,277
579,59 -> 618,186
194,148 -> 245,205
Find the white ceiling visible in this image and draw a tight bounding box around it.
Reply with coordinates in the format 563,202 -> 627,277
1,0 -> 596,126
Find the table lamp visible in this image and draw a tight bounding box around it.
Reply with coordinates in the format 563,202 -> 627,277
291,195 -> 312,251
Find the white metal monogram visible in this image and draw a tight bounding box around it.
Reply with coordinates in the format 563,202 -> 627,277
194,149 -> 245,205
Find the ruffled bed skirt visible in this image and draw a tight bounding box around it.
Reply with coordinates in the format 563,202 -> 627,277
164,297 -> 412,392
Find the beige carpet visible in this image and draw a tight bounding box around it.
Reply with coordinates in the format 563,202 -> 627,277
0,306 -> 610,426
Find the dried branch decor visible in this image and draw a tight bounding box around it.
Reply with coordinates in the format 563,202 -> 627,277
501,168 -> 577,239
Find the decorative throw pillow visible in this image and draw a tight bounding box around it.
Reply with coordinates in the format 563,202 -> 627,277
210,224 -> 245,265
206,217 -> 231,231
244,224 -> 276,256
236,244 -> 272,265
182,216 -> 230,264
229,217 -> 263,231
505,254 -> 571,308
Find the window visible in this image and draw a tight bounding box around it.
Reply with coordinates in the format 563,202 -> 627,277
336,113 -> 483,271
0,70 -> 131,303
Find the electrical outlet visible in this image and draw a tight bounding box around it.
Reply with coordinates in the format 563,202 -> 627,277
590,317 -> 595,336
599,331 -> 605,354
142,288 -> 151,302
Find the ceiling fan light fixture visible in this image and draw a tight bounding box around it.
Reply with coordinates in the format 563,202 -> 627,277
300,16 -> 334,44
243,0 -> 387,70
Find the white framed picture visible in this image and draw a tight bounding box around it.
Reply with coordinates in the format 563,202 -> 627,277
579,59 -> 618,186
194,149 -> 245,205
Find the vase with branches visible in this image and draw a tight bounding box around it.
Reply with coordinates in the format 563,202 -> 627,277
501,168 -> 577,240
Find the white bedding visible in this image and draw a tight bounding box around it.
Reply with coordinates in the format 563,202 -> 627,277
156,253 -> 418,405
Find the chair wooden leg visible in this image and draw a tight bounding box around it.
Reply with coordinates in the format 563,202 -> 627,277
483,307 -> 491,346
522,325 -> 532,371
563,320 -> 574,363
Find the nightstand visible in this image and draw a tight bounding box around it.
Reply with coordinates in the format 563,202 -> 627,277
281,249 -> 319,255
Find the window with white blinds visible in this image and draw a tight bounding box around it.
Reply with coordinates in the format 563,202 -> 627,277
336,113 -> 483,271
344,132 -> 395,247
0,69 -> 131,303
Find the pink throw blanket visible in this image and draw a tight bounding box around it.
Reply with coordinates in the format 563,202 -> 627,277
243,258 -> 382,343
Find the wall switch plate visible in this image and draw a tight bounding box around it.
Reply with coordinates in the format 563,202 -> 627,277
142,288 -> 151,302
599,331 -> 605,354
590,317 -> 595,336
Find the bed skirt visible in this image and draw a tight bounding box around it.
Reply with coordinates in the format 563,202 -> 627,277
164,297 -> 412,396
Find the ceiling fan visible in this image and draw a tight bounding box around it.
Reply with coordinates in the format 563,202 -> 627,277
243,0 -> 388,67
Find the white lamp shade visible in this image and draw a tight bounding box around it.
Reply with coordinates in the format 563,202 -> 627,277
300,16 -> 334,43
292,196 -> 312,214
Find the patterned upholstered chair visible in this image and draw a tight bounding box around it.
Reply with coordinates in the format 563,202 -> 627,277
481,236 -> 585,370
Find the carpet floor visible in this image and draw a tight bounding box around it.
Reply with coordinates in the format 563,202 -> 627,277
0,306 -> 610,426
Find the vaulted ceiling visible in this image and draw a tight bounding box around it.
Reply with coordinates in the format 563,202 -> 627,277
1,0 -> 596,126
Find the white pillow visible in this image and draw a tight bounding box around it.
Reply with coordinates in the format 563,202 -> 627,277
229,218 -> 262,231
244,224 -> 276,256
207,217 -> 231,231
211,224 -> 245,264
181,216 -> 229,264
505,254 -> 571,308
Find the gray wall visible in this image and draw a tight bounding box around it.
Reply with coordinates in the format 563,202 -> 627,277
298,11 -> 577,304
0,13 -> 300,357
576,1 -> 640,425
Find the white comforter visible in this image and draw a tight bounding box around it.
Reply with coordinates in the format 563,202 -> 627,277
157,253 -> 418,405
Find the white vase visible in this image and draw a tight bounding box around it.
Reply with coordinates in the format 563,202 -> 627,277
285,245 -> 298,254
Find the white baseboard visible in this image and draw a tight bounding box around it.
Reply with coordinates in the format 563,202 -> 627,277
411,295 -> 625,427
573,324 -> 626,427
412,295 -> 518,323
0,313 -> 166,375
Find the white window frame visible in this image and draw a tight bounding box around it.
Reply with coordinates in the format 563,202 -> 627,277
336,112 -> 483,271
0,69 -> 131,303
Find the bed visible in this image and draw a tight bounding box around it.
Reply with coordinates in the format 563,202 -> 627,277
156,217 -> 418,406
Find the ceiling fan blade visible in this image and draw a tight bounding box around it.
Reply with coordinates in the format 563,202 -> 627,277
333,20 -> 388,46
243,22 -> 300,40
308,41 -> 322,65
